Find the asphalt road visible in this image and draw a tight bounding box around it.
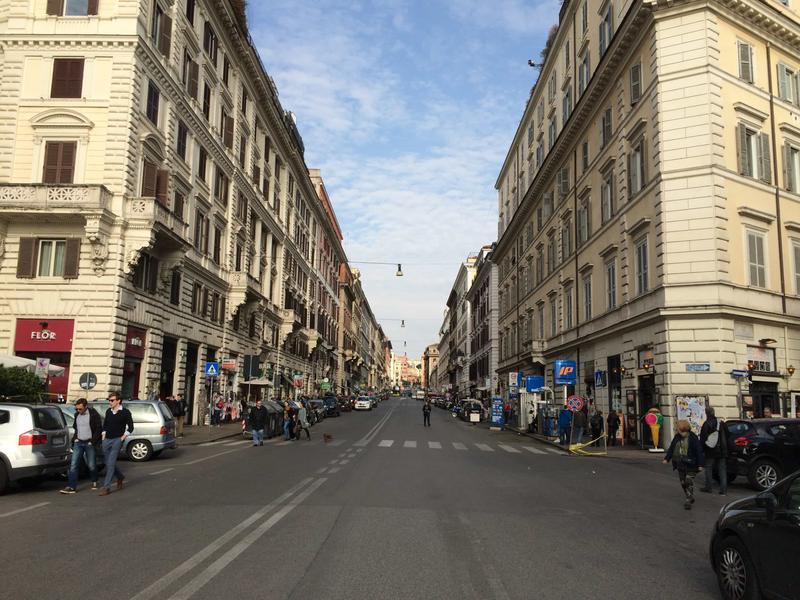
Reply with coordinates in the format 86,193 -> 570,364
0,396 -> 742,599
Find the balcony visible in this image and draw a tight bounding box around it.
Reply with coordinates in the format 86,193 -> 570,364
125,197 -> 190,246
0,184 -> 112,216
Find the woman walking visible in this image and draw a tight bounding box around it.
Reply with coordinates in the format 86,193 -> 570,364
663,420 -> 704,510
699,406 -> 727,496
606,409 -> 620,446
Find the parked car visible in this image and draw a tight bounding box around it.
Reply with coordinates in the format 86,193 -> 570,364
323,396 -> 340,417
338,396 -> 352,412
0,402 -> 71,494
709,468 -> 800,600
723,418 -> 800,490
88,400 -> 176,462
415,390 -> 426,400
460,401 -> 483,423
307,399 -> 326,424
354,397 -> 372,411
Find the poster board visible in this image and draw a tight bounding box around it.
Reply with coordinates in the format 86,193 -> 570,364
675,394 -> 707,434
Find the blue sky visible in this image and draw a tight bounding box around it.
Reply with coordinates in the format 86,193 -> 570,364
248,0 -> 560,359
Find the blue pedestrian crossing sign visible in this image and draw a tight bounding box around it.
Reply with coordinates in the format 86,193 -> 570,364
204,361 -> 220,377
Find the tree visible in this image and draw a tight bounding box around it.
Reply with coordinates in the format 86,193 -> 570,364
0,366 -> 44,400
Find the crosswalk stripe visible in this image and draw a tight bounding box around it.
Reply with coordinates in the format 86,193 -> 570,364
403,440 -> 417,448
475,443 -> 494,452
428,441 -> 442,449
329,440 -> 345,447
498,444 -> 521,454
544,447 -> 563,454
523,446 -> 546,455
452,442 -> 467,450
378,440 -> 394,447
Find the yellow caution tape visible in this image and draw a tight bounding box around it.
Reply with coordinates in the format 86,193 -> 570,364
568,434 -> 608,456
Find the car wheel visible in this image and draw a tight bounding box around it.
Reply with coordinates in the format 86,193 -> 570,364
0,463 -> 9,495
747,458 -> 781,490
128,440 -> 153,462
715,536 -> 760,600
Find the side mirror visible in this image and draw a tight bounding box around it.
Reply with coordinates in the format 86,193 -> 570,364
755,491 -> 778,516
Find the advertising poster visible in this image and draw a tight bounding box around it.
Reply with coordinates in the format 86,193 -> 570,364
491,396 -> 505,427
675,394 -> 707,434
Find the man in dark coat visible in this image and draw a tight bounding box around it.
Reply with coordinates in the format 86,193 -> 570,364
606,410 -> 620,446
60,398 -> 102,494
249,399 -> 268,446
572,409 -> 588,444
699,406 -> 728,495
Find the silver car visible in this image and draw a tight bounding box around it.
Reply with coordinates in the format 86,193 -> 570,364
0,403 -> 71,494
88,400 -> 176,462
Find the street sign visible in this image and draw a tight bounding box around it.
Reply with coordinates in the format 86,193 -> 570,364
79,372 -> 98,390
221,358 -> 237,371
491,396 -> 505,427
320,381 -> 332,392
566,395 -> 585,412
731,369 -> 748,378
525,375 -> 545,392
508,372 -> 519,388
554,360 -> 577,385
204,361 -> 220,377
685,363 -> 711,372
594,371 -> 607,387
34,357 -> 50,379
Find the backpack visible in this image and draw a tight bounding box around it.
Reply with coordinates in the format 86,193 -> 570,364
706,421 -> 720,448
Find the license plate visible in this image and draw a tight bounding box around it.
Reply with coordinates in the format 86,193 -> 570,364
52,435 -> 65,445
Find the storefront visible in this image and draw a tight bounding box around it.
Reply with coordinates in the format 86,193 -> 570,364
122,326 -> 146,399
14,318 -> 74,401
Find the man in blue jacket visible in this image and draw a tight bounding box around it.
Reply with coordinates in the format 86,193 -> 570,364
558,408 -> 572,445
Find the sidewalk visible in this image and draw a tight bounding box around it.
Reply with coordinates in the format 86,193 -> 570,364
178,422 -> 244,446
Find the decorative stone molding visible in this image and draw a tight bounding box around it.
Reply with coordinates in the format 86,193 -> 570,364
737,206 -> 775,224
0,186 -> 36,204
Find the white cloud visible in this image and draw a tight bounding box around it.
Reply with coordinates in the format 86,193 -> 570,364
445,0 -> 561,35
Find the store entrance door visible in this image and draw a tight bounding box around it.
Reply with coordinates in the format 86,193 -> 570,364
185,343 -> 198,424
638,374 -> 656,446
750,381 -> 779,417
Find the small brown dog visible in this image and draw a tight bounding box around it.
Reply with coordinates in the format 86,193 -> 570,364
323,434 -> 333,444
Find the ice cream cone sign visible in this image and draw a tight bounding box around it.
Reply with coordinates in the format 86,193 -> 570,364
644,408 -> 664,449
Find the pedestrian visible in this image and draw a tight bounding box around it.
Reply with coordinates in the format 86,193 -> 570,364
502,402 -> 510,429
99,392 -> 134,497
699,406 -> 727,496
174,393 -> 187,437
572,408 -> 587,445
557,407 -> 572,445
663,420 -> 704,510
423,400 -> 431,427
590,410 -> 604,447
282,402 -> 292,440
249,399 -> 268,446
607,409 -> 620,446
60,398 -> 102,494
296,402 -> 311,440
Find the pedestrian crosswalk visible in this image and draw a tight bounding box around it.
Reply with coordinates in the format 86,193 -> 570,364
372,440 -> 563,455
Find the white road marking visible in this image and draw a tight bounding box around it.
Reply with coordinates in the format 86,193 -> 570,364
378,440 -> 394,447
329,460 -> 339,465
544,447 -> 564,455
182,449 -> 240,465
498,444 -> 521,454
0,502 -> 50,519
275,441 -> 292,446
338,452 -> 348,458
339,459 -> 350,465
354,407 -> 396,446
403,440 -> 417,448
346,453 -> 357,459
475,443 -> 494,452
355,448 -> 364,453
452,442 -> 467,451
198,442 -> 219,447
316,468 -> 328,474
130,478 -> 316,600
166,479 -> 327,600
329,440 -> 345,447
327,467 -> 341,474
225,440 -> 250,447
149,468 -> 174,475
428,441 -> 442,449
523,446 -> 546,455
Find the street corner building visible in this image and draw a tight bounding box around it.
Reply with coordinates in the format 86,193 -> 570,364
0,0 -> 390,419
492,0 -> 800,444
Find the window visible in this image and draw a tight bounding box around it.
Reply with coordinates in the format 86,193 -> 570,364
600,108 -> 612,148
132,253 -> 159,293
203,21 -> 218,64
241,86 -> 248,114
581,141 -> 589,172
557,166 -> 570,200
564,287 -> 573,329
169,270 -> 181,305
606,260 -> 617,310
581,1 -> 588,35
42,141 -> 76,184
562,88 -> 572,126
548,73 -> 557,103
151,3 -> 172,57
184,52 -> 199,99
176,121 -> 188,161
536,143 -> 544,168
174,190 -> 185,219
191,282 -> 202,314
548,118 -> 556,150
214,169 -> 229,205
37,240 -> 66,277
628,137 -> 646,196
222,57 -> 230,87
786,143 -> 800,193
777,63 -> 800,106
197,145 -> 208,182
737,41 -> 753,83
221,109 -> 234,149
635,237 -> 648,295
536,305 -> 544,339
578,50 -> 590,95
527,122 -> 535,148
547,235 -> 556,273
601,172 -> 614,223
630,63 -> 641,103
145,79 -> 160,125
537,101 -> 544,124
577,199 -> 591,244
793,242 -> 800,294
737,124 -> 771,183
46,0 -> 98,16
51,58 -> 84,98
550,299 -> 558,337
746,230 -> 766,288
140,159 -> 168,206
185,0 -> 195,24
599,3 -> 614,56
536,249 -> 544,282
213,225 -> 223,263
202,83 -> 211,120
561,219 -> 572,260
238,135 -> 247,167
194,209 -> 208,253
583,275 -> 592,320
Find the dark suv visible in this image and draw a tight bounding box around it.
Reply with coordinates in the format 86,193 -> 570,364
724,419 -> 800,491
323,396 -> 340,417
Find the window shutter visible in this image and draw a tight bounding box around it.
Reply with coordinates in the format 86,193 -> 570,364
759,133 -> 771,184
627,153 -> 632,196
63,238 -> 81,279
641,140 -> 647,186
141,160 -> 158,197
47,141 -> 77,184
43,142 -> 61,183
46,0 -> 62,15
51,59 -> 84,99
736,124 -> 747,175
253,165 -> 260,185
159,13 -> 172,57
738,42 -> 752,83
16,238 -> 38,279
188,60 -> 199,99
224,115 -> 234,148
784,143 -> 795,192
155,169 -> 169,206
87,0 -> 98,15
148,257 -> 160,292
778,64 -> 789,100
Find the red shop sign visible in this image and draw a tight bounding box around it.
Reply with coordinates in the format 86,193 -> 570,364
125,326 -> 147,359
15,319 -> 74,353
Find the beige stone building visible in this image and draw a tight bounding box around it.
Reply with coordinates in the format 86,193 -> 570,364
0,0 -> 365,421
494,0 -> 800,444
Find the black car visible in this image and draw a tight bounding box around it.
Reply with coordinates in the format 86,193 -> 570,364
323,396 -> 340,417
709,469 -> 800,600
724,419 -> 800,490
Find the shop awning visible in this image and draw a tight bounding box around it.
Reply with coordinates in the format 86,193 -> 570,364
0,354 -> 65,376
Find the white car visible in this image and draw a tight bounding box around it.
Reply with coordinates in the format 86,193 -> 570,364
354,397 -> 372,411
